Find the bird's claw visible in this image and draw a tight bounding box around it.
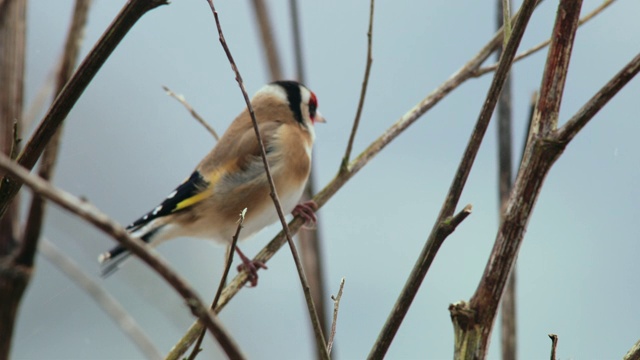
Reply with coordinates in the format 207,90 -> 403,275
293,200 -> 318,228
237,259 -> 268,287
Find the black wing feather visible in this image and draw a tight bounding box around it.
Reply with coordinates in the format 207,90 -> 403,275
126,171 -> 209,232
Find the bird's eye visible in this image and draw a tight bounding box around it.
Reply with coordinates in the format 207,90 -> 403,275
309,92 -> 318,119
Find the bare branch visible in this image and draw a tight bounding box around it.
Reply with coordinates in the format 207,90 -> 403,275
556,51 -> 640,144
548,334 -> 558,360
341,0 -> 375,171
0,152 -> 245,359
288,0 -> 305,82
39,238 -> 162,360
327,277 -> 345,355
203,1 -> 328,358
162,85 -> 219,141
450,2 -> 586,357
0,0 -> 28,355
623,338 -> 640,360
0,0 -> 26,258
474,0 -> 616,77
0,0 -> 168,220
370,6 -> 538,351
20,0 -> 92,267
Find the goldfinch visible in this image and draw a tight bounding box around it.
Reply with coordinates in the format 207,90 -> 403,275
98,80 -> 325,284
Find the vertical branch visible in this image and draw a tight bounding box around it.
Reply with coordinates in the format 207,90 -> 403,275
286,0 -> 332,353
19,0 -> 92,267
495,0 -> 517,359
249,0 -> 282,81
450,1 -> 585,358
341,0 -> 375,170
288,0 -> 305,82
204,2 -> 329,358
39,239 -> 162,360
368,4 -> 539,354
0,0 -> 26,256
0,0 -> 27,357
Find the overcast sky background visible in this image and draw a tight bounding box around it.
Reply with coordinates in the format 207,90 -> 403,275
12,0 -> 640,359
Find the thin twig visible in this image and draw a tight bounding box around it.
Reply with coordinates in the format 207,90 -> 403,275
285,0 -> 331,352
39,238 -> 162,360
341,0 -> 375,171
474,0 -> 616,77
0,151 -> 246,359
0,0 -> 169,220
556,51 -> 640,144
203,1 -> 329,358
187,209 -> 246,360
162,85 -> 219,141
327,277 -> 345,355
548,334 -> 558,360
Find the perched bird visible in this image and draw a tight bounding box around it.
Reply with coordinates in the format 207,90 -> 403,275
99,80 -> 325,285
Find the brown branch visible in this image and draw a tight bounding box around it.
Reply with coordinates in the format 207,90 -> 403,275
450,1 -> 586,357
0,0 -> 27,356
548,334 -> 558,360
370,4 -> 538,353
0,0 -> 26,258
162,85 -> 219,141
39,238 -> 162,360
0,152 -> 246,359
204,1 -> 329,358
327,277 -> 345,355
19,0 -> 92,267
368,204 -> 473,359
474,0 -> 616,78
250,0 -> 283,81
556,51 -> 640,144
341,0 -> 375,171
0,0 -> 168,220
167,9 -> 524,358
187,209 -> 246,360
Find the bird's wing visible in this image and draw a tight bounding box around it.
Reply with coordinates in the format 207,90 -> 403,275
126,120 -> 283,233
126,170 -> 210,233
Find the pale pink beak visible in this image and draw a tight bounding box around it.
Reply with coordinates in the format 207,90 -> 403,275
314,110 -> 326,124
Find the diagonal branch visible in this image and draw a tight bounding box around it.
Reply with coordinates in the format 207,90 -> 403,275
556,51 -> 640,144
162,85 -> 219,140
39,238 -> 162,360
474,0 -> 616,78
0,152 -> 245,359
